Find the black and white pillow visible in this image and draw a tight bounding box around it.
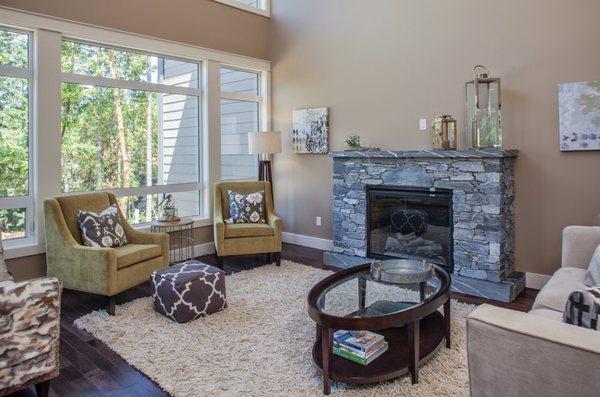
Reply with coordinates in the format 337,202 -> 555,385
226,190 -> 266,224
77,204 -> 128,248
563,285 -> 600,331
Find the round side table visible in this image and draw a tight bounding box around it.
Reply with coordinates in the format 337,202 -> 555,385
150,218 -> 195,265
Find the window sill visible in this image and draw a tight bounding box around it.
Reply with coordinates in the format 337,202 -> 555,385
3,216 -> 213,259
213,0 -> 270,17
3,242 -> 45,260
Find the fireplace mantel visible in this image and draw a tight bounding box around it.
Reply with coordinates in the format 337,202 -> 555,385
330,148 -> 518,159
327,147 -> 524,302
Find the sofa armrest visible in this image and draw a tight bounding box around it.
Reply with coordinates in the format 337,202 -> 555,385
0,277 -> 61,390
127,229 -> 169,268
467,304 -> 600,397
562,226 -> 600,269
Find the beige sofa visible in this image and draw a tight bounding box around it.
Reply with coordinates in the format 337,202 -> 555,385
467,225 -> 600,397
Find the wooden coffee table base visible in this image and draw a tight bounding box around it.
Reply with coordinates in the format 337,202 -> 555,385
312,311 -> 446,394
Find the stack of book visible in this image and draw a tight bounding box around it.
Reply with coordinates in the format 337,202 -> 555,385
332,330 -> 388,366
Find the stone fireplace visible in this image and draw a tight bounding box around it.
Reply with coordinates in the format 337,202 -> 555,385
325,148 -> 525,302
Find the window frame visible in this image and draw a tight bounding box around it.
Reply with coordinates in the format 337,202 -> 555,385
60,38 -> 205,223
213,0 -> 270,18
0,26 -> 35,248
0,8 -> 271,259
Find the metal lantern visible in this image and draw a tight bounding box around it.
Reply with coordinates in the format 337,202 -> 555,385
465,65 -> 502,148
431,115 -> 457,150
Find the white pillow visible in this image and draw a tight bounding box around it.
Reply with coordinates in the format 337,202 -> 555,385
0,229 -> 13,283
584,244 -> 600,287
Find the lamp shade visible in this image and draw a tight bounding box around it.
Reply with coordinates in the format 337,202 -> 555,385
248,131 -> 282,154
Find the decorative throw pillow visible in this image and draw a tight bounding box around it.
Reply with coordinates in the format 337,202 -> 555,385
77,204 -> 128,248
0,222 -> 13,283
563,286 -> 600,331
584,244 -> 600,286
226,190 -> 266,224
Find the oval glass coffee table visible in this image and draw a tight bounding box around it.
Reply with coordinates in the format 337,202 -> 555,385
307,261 -> 451,395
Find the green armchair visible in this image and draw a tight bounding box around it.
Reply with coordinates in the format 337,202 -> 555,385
214,181 -> 282,267
44,192 -> 169,315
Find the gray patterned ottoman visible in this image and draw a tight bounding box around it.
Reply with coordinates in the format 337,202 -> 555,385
151,260 -> 227,323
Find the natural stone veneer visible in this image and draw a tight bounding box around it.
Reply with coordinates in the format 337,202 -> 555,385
331,149 -> 518,284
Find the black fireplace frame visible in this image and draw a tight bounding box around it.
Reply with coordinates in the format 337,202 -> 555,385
365,185 -> 454,273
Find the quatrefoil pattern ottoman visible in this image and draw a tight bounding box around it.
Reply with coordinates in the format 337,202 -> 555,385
151,260 -> 227,323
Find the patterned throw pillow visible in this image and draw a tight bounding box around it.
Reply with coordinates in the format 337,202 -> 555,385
563,286 -> 600,330
226,190 -> 266,224
0,220 -> 13,283
77,204 -> 128,248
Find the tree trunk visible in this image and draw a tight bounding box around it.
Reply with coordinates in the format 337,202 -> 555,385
107,49 -> 131,188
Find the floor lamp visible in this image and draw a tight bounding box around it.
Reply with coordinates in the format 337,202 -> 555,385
248,131 -> 282,195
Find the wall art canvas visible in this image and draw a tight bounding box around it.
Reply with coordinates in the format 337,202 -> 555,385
558,80 -> 600,151
292,107 -> 329,153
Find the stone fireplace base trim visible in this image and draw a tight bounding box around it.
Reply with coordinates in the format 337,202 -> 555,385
323,251 -> 525,303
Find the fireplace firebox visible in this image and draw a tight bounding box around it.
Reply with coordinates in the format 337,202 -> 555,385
366,185 -> 453,274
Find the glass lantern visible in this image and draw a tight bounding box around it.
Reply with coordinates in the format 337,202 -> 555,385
431,115 -> 457,150
465,65 -> 502,148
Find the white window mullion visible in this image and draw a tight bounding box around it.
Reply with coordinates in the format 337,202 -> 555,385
61,72 -> 201,97
220,91 -> 261,102
0,65 -> 32,79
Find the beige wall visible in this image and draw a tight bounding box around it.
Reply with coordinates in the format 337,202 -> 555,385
270,0 -> 600,276
0,0 -> 269,59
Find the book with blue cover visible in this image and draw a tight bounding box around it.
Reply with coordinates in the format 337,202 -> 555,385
333,330 -> 385,354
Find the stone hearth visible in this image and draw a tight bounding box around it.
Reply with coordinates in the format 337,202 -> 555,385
325,148 -> 525,302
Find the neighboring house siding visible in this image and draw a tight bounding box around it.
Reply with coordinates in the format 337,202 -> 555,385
160,59 -> 200,217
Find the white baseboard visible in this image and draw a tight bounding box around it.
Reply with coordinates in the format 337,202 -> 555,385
193,242 -> 215,257
282,232 -> 334,251
526,272 -> 551,290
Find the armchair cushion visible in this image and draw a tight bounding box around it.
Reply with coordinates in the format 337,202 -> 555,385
114,244 -> 162,269
77,204 -> 128,248
226,189 -> 266,224
225,223 -> 274,238
532,267 -> 587,311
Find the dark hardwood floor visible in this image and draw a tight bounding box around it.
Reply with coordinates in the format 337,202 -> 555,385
9,243 -> 538,397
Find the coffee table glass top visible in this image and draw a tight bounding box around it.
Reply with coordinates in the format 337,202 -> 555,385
316,263 -> 443,318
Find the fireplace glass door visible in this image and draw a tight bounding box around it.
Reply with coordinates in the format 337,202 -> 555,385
367,186 -> 453,273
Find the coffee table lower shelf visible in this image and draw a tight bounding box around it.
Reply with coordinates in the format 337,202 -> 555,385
312,311 -> 445,387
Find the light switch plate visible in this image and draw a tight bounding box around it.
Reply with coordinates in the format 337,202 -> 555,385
316,216 -> 322,226
419,119 -> 427,130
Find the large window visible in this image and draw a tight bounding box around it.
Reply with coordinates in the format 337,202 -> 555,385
61,41 -> 202,223
0,28 -> 33,243
220,67 -> 261,180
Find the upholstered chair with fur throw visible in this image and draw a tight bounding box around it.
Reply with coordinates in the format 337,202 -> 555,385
0,240 -> 61,397
44,192 -> 169,315
214,181 -> 282,268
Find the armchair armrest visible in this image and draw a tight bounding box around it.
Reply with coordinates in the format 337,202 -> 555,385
562,226 -> 600,269
467,304 -> 600,397
0,277 -> 61,391
267,209 -> 282,251
127,229 -> 169,268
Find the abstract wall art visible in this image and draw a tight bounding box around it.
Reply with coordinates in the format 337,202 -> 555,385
292,107 -> 329,153
558,80 -> 600,151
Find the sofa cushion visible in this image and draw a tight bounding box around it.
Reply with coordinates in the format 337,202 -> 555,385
562,286 -> 600,330
584,244 -> 600,286
225,223 -> 274,238
114,244 -> 161,269
529,308 -> 563,322
532,267 -> 588,311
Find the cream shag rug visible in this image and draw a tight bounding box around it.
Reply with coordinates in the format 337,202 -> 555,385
75,261 -> 475,396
